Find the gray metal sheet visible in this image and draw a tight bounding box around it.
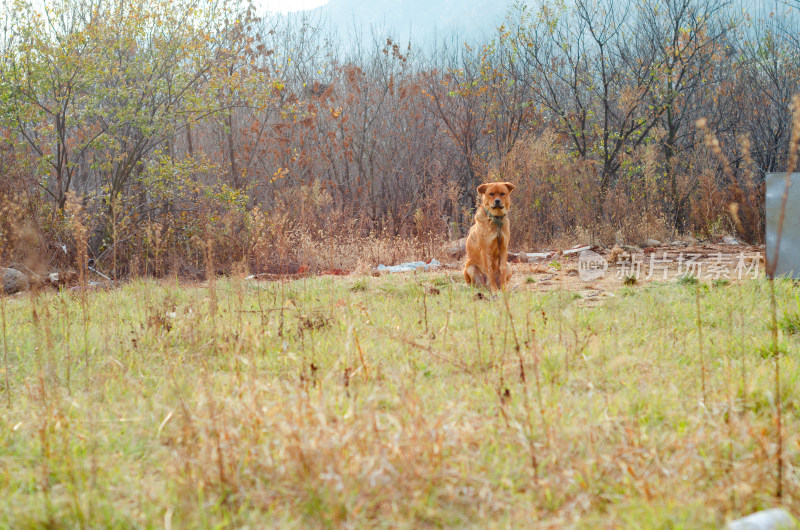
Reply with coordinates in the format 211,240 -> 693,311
766,172 -> 800,278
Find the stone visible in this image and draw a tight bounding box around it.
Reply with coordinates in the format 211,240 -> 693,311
1,267 -> 29,294
644,238 -> 662,247
444,237 -> 467,258
727,508 -> 796,530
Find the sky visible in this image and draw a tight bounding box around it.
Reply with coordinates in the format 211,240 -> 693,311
260,0 -> 328,13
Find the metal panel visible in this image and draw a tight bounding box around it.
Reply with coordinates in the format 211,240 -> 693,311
766,172 -> 800,279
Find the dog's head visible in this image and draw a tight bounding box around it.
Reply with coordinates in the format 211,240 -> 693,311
477,182 -> 515,215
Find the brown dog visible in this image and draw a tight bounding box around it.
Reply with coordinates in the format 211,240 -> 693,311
463,181 -> 515,291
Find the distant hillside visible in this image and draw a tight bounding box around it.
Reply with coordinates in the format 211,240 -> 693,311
308,0 -> 514,43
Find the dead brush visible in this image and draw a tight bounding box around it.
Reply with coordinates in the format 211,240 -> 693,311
278,225 -> 430,274
731,135 -> 764,243
143,221 -> 167,277
502,129 -> 677,247
502,130 -> 599,246
159,379 -> 495,525
246,206 -> 270,274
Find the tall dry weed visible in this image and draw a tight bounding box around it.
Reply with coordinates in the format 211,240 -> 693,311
65,192 -> 90,369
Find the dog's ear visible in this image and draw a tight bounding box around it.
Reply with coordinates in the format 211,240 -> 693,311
477,183 -> 489,195
503,182 -> 516,193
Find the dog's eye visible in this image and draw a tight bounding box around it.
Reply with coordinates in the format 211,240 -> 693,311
500,193 -> 505,196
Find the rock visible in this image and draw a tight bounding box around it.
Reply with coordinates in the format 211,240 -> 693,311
722,235 -> 741,245
621,245 -> 643,254
728,508 -> 796,530
670,241 -> 688,247
444,237 -> 467,258
1,267 -> 29,294
644,238 -> 662,247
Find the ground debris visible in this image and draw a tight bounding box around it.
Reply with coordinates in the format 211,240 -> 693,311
562,244 -> 596,256
509,251 -> 557,262
373,259 -> 441,274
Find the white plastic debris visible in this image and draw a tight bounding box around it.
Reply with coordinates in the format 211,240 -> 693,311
728,508 -> 796,530
375,259 -> 441,273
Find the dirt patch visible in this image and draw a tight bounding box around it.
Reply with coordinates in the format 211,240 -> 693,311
503,243 -> 764,299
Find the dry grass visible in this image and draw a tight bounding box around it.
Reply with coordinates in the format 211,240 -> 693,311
0,271 -> 798,527
501,129 -> 677,248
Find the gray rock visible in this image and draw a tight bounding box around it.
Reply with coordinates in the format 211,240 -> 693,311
728,508 -> 796,530
644,238 -> 662,247
444,237 -> 467,258
670,241 -> 688,247
1,267 -> 29,294
722,235 -> 741,245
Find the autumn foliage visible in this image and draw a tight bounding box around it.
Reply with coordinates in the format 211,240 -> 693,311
0,0 -> 797,276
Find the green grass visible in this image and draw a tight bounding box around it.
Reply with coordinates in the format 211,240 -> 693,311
780,296 -> 800,336
0,274 -> 799,528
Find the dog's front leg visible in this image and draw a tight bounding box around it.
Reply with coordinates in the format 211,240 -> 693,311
485,252 -> 498,292
498,246 -> 510,289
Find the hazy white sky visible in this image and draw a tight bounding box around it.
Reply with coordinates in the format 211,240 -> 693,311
260,0 -> 328,13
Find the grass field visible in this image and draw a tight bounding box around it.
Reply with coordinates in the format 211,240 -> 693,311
1,271 -> 799,528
